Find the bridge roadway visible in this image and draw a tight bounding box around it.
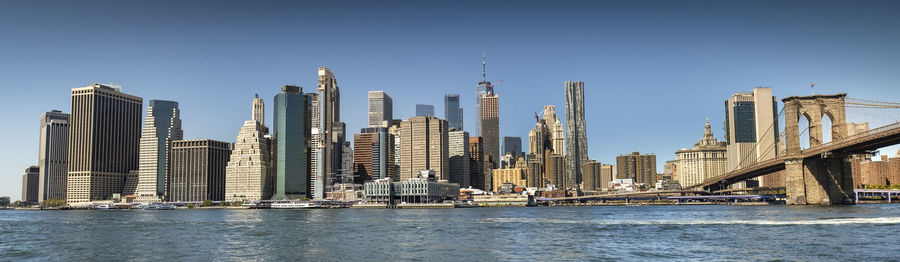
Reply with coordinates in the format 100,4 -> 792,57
688,122 -> 900,190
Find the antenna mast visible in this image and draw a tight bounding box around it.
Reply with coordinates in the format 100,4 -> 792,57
482,52 -> 486,82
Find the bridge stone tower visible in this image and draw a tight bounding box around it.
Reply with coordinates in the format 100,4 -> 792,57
783,93 -> 854,205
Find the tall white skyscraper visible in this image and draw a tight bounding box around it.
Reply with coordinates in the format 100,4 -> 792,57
313,67 -> 341,199
135,100 -> 183,202
37,110 -> 68,203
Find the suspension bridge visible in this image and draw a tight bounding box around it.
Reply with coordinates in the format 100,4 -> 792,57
684,93 -> 900,205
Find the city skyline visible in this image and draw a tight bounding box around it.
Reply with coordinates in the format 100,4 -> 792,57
4,0 -> 900,199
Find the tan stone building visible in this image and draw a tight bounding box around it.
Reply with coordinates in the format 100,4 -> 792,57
616,152 -> 656,185
398,116 -> 449,181
854,155 -> 900,187
581,160 -> 604,191
492,167 -> 527,192
225,120 -> 274,202
675,120 -> 727,188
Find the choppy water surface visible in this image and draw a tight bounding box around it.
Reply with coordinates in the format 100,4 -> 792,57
2,205 -> 900,261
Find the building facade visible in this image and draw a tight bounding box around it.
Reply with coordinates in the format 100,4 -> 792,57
415,104 -> 435,117
38,110 -> 68,202
492,166 -> 527,192
397,116 -> 449,181
449,130 -> 470,188
313,67 -> 342,199
67,84 -> 143,203
368,91 -> 392,128
469,136 -> 486,190
167,140 -> 231,202
564,81 -> 588,189
854,155 -> 900,187
444,94 -> 463,130
616,152 -> 657,185
600,164 -> 615,189
225,96 -> 274,202
547,154 -> 566,189
675,119 -> 728,188
582,160 -> 604,191
136,100 -> 183,202
22,166 -> 39,203
725,87 -> 779,188
503,136 -> 522,160
273,85 -> 311,200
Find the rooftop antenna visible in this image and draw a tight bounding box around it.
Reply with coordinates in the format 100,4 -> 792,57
482,52 -> 486,82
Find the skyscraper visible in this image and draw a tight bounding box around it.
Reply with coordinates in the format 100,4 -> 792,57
503,136 -> 522,158
564,81 -> 588,189
136,100 -> 183,202
368,91 -> 393,128
469,136 -> 486,190
313,67 -> 341,199
167,139 -> 231,202
445,94 -> 463,130
616,152 -> 657,185
582,160 -> 603,191
543,105 -> 565,155
273,85 -> 311,200
476,53 -> 500,172
724,87 -> 779,187
415,104 -> 435,117
398,116 -> 449,181
67,84 -> 142,203
225,96 -> 274,202
37,110 -> 68,202
547,154 -> 566,188
22,166 -> 39,203
449,130 -> 470,188
354,127 -> 394,183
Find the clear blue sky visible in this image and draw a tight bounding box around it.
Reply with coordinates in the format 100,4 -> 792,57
3,0 -> 900,200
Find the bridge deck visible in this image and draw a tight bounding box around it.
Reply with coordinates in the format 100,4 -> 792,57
688,122 -> 900,190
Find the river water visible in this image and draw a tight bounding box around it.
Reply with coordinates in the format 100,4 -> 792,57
2,205 -> 899,261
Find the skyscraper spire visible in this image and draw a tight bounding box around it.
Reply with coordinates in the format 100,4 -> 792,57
482,52 -> 486,82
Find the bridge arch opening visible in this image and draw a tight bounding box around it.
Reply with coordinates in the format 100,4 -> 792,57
799,113 -> 811,150
822,113 -> 834,144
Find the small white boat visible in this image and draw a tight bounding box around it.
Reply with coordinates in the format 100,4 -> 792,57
143,203 -> 176,210
96,204 -> 113,210
271,201 -> 320,209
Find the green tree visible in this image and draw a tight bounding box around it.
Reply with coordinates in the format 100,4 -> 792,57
199,200 -> 213,207
41,199 -> 67,208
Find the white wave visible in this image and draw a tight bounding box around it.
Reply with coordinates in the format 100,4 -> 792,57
483,217 -> 900,225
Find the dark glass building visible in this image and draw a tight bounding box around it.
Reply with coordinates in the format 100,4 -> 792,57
273,85 -> 311,200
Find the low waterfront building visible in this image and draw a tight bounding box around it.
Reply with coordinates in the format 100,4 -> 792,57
326,183 -> 364,201
363,173 -> 460,204
654,175 -> 683,191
